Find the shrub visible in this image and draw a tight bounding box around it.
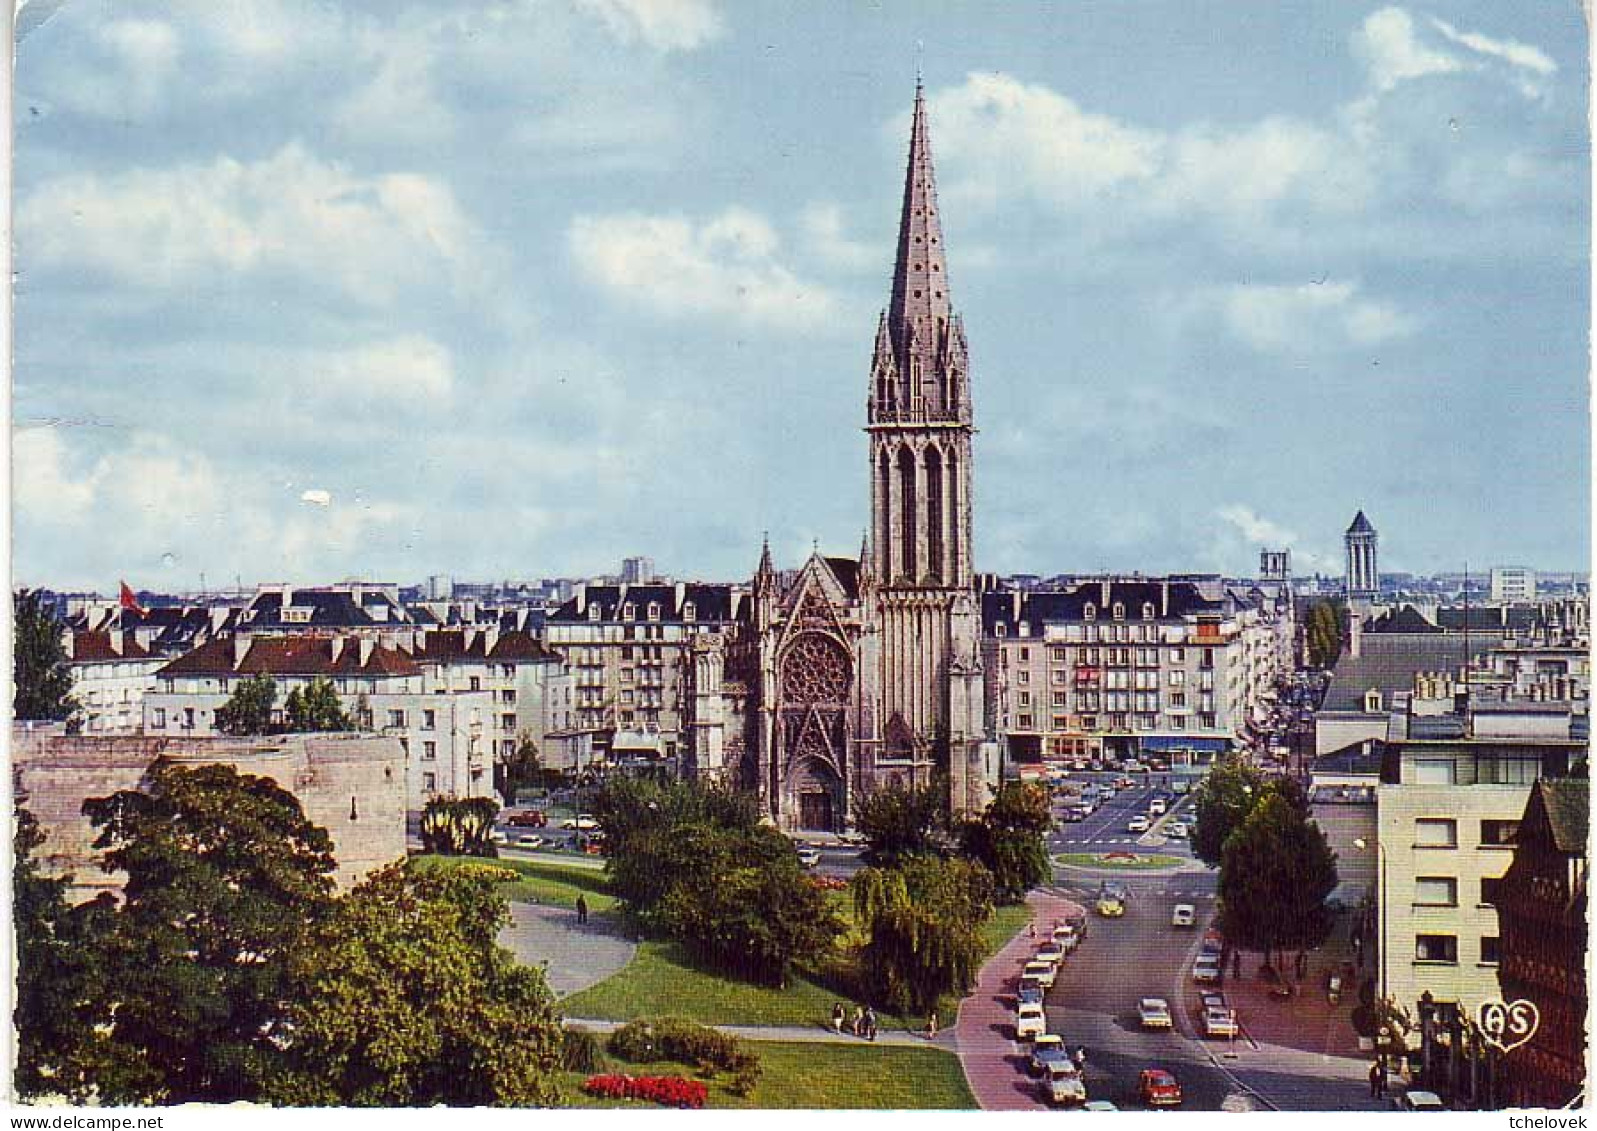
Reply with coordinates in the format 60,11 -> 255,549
451,861 -> 519,884
607,1018 -> 758,1077
582,1074 -> 708,1108
561,1027 -> 602,1074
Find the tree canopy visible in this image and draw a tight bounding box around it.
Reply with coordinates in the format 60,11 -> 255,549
265,862 -> 563,1107
284,676 -> 354,732
14,590 -> 77,723
215,673 -> 278,735
419,795 -> 501,857
852,855 -> 994,1013
1217,791 -> 1339,973
956,781 -> 1052,903
1305,599 -> 1347,670
1189,754 -> 1266,867
853,778 -> 951,866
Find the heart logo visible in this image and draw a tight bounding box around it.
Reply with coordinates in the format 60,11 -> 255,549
1478,999 -> 1540,1053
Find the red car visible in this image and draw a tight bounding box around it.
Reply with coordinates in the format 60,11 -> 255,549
505,810 -> 547,828
1139,1069 -> 1182,1107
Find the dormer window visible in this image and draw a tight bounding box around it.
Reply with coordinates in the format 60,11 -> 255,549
683,602 -> 696,623
1112,603 -> 1125,621
621,603 -> 636,622
1142,603 -> 1155,620
282,606 -> 313,624
1084,604 -> 1096,622
587,605 -> 601,622
646,602 -> 661,622
995,623 -> 1007,638
1364,688 -> 1383,713
1019,621 -> 1030,637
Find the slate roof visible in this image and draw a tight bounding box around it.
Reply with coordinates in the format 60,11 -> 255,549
1435,606 -> 1540,633
982,581 -> 1223,634
156,636 -> 421,678
1364,605 -> 1443,634
242,588 -> 408,630
1311,740 -> 1384,777
69,631 -> 152,662
823,557 -> 861,601
1538,778 -> 1590,855
1347,510 -> 1376,535
548,583 -> 739,624
1321,632 -> 1495,713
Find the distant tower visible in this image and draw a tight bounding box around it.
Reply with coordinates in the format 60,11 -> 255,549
1259,550 -> 1291,583
1345,511 -> 1379,604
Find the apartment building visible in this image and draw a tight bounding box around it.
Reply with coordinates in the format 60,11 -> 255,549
63,631 -> 165,735
981,579 -> 1289,767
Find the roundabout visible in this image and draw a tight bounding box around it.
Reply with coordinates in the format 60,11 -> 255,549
1054,851 -> 1184,871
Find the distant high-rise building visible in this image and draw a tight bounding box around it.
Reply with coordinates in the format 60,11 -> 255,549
1259,549 -> 1291,582
1490,566 -> 1538,604
1345,511 -> 1379,603
620,556 -> 656,584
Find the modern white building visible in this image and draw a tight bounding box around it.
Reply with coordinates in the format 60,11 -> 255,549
1489,567 -> 1538,604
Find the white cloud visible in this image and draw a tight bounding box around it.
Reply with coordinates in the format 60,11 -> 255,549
574,0 -> 724,52
1429,16 -> 1556,77
1352,7 -> 1465,93
1217,504 -> 1298,548
800,203 -> 878,272
317,336 -> 456,402
12,427 -> 98,522
1216,281 -> 1416,354
19,145 -> 485,306
928,73 -> 1162,212
568,208 -> 841,328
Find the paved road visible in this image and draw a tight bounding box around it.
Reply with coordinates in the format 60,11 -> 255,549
1050,774 -> 1199,858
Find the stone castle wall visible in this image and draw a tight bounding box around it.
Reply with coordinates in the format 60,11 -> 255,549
12,726 -> 407,900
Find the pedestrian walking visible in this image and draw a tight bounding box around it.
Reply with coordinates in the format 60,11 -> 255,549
831,1003 -> 846,1035
1295,950 -> 1308,979
925,1011 -> 939,1040
1073,1046 -> 1087,1071
864,1007 -> 878,1041
1027,922 -> 1037,940
852,1006 -> 865,1037
1369,1062 -> 1383,1099
575,894 -> 589,925
1232,950 -> 1242,978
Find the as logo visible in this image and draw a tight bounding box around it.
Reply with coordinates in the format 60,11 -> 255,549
1477,999 -> 1539,1053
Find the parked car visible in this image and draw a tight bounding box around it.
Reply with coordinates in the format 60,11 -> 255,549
1171,903 -> 1196,928
1393,1090 -> 1445,1112
1138,1068 -> 1183,1107
1028,1034 -> 1071,1077
560,815 -> 599,831
1192,955 -> 1223,984
505,810 -> 548,828
1022,960 -> 1057,989
1052,926 -> 1080,953
1083,1101 -> 1119,1112
516,833 -> 545,848
1016,982 -> 1045,1007
1034,942 -> 1066,967
1128,816 -> 1151,834
1016,1002 -> 1047,1041
1198,990 -> 1228,1013
1042,1063 -> 1087,1107
796,848 -> 821,868
1200,928 -> 1225,954
1138,998 -> 1173,1030
1203,1007 -> 1239,1039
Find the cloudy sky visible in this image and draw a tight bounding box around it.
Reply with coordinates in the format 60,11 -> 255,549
12,1 -> 1589,591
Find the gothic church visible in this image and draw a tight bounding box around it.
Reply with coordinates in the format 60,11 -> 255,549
683,85 -> 993,830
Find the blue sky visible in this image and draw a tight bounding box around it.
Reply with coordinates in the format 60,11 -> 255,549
12,1 -> 1589,591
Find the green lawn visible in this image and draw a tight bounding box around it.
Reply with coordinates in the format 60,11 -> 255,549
557,1040 -> 976,1109
561,896 -> 1033,1031
1054,852 -> 1184,870
411,854 -> 619,912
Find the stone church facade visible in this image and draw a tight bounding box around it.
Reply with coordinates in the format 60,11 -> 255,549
683,86 -> 993,830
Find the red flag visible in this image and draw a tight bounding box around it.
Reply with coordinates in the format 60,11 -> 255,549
119,581 -> 147,616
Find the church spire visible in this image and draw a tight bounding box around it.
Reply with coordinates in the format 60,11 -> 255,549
887,82 -> 952,364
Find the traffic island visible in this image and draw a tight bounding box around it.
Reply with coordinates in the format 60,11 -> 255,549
1054,852 -> 1184,870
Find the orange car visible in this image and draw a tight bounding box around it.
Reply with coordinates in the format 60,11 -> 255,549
1139,1068 -> 1182,1107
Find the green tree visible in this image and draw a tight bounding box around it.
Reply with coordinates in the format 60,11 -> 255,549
594,777 -> 759,913
1217,792 -> 1339,977
215,673 -> 279,735
854,778 -> 950,866
853,855 -> 994,1013
284,677 -> 354,732
1305,599 -> 1347,669
12,807 -> 115,1100
265,862 -> 563,1107
956,781 -> 1052,903
1189,754 -> 1265,867
419,796 -> 501,857
13,590 -> 77,723
500,732 -> 543,805
78,762 -> 339,1104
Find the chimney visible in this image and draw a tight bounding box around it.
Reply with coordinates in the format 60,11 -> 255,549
675,582 -> 686,613
233,636 -> 251,668
211,606 -> 229,633
330,637 -> 345,665
281,585 -> 294,609
1101,579 -> 1111,606
1161,580 -> 1170,617
109,631 -> 124,656
63,632 -> 76,660
575,583 -> 587,616
1347,606 -> 1362,659
359,638 -> 375,666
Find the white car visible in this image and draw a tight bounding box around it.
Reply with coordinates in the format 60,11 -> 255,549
1165,821 -> 1188,839
1393,1090 -> 1446,1112
1028,1034 -> 1070,1076
1052,926 -> 1080,953
796,848 -> 821,868
1171,903 -> 1196,928
1138,998 -> 1173,1030
1149,799 -> 1168,816
1128,816 -> 1151,834
1192,955 -> 1223,984
516,833 -> 545,847
1203,1007 -> 1239,1039
1034,942 -> 1066,967
1084,1101 -> 1119,1112
1022,960 -> 1057,989
1042,1063 -> 1087,1107
559,815 -> 599,831
1016,1002 -> 1047,1041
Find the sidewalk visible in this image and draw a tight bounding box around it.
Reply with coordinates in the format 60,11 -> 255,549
952,889 -> 1089,1112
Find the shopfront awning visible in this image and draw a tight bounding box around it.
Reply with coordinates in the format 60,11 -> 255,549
1139,736 -> 1231,753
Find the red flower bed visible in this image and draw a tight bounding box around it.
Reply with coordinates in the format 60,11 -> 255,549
808,875 -> 849,891
583,1074 -> 709,1108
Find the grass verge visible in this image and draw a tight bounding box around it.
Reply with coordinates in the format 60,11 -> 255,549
410,853 -> 619,912
1054,852 -> 1184,870
557,1040 -> 976,1109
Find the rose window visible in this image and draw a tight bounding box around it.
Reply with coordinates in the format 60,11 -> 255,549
781,633 -> 850,704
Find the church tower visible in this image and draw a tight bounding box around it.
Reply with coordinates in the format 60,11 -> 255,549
866,82 -> 987,811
